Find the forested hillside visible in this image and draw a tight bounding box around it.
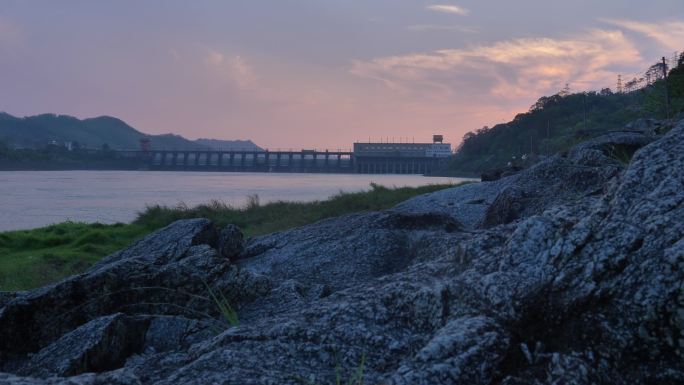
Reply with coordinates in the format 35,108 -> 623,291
0,113 -> 209,150
449,54 -> 684,174
0,113 -> 262,151
195,138 -> 263,151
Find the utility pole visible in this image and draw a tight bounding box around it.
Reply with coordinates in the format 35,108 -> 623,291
530,134 -> 533,154
662,57 -> 670,119
583,92 -> 587,131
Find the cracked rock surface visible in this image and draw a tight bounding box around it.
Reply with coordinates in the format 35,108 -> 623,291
1,121 -> 683,384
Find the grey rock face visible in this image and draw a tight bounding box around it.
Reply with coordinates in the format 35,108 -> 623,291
624,117 -> 674,135
481,153 -> 618,228
238,210 -> 466,298
17,314 -> 146,378
0,371 -> 142,385
141,315 -> 218,354
394,177 -> 515,228
479,130 -> 655,229
568,130 -> 655,164
1,120 -> 683,384
217,224 -> 244,261
0,291 -> 18,309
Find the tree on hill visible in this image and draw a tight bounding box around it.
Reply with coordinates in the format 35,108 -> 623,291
448,55 -> 684,175
667,52 -> 684,113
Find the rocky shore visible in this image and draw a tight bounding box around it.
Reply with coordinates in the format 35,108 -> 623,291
1,120 -> 683,384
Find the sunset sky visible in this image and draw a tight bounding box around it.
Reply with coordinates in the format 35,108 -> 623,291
1,1 -> 682,149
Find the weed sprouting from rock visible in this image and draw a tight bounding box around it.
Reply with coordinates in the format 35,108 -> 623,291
203,280 -> 239,327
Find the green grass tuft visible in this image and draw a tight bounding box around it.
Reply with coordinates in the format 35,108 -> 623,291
605,144 -> 637,166
339,353 -> 365,385
203,280 -> 239,327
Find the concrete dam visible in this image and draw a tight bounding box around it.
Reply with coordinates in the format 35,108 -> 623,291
118,136 -> 452,174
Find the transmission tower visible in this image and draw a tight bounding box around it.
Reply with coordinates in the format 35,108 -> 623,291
563,83 -> 570,95
617,74 -> 623,93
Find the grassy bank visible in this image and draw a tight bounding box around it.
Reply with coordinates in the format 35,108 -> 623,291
0,222 -> 147,291
0,182 -> 462,291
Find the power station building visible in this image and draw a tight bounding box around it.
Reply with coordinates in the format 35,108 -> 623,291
353,135 -> 451,174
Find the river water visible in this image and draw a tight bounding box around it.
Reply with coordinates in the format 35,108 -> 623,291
0,171 -> 473,232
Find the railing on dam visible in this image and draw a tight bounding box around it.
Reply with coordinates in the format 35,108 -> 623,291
114,149 -> 447,174
138,150 -> 355,173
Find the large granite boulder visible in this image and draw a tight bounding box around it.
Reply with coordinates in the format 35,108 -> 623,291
0,219 -> 269,372
1,119 -> 683,384
480,129 -> 658,229
568,130 -> 655,165
480,152 -> 618,228
393,177 -> 516,229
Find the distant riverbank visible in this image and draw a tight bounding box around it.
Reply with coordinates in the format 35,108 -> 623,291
0,171 -> 473,231
0,159 -> 142,171
0,181 -> 469,291
0,144 -> 142,171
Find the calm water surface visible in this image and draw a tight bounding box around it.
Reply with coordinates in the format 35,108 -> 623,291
0,171 -> 472,231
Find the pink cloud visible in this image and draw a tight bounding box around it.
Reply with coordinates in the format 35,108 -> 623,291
350,28 -> 644,103
601,18 -> 684,52
204,50 -> 259,89
426,5 -> 469,16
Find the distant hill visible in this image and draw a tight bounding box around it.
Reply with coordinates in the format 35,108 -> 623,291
195,138 -> 263,151
0,113 -> 261,151
448,55 -> 684,175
